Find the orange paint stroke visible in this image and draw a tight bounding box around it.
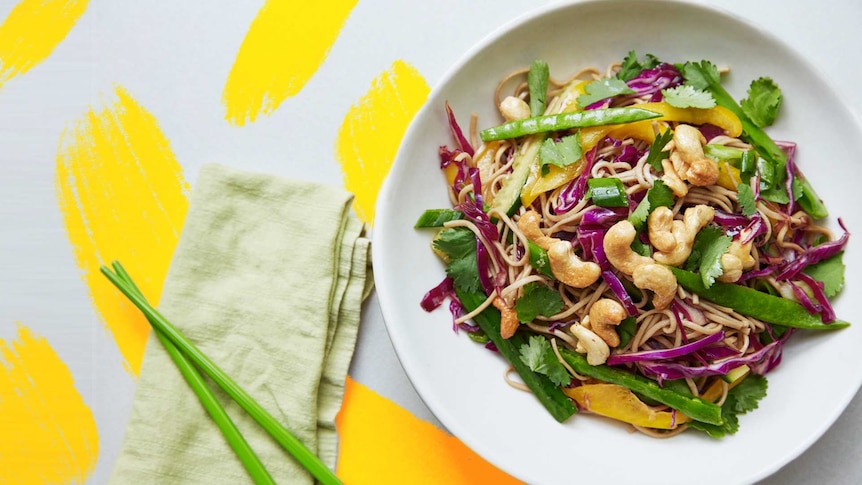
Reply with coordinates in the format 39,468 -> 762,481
56,85 -> 189,376
335,60 -> 429,224
222,0 -> 358,125
0,0 -> 89,89
336,377 -> 522,484
0,323 -> 99,484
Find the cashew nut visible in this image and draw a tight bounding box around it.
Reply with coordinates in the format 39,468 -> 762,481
648,207 -> 676,252
588,298 -> 626,347
717,240 -> 756,283
547,240 -> 601,289
520,210 -> 600,288
661,159 -> 689,198
670,124 -> 719,187
604,220 -> 653,276
499,95 -> 531,121
652,205 -> 715,267
570,324 -> 610,366
517,210 -> 555,251
493,297 -> 519,339
632,263 -> 677,310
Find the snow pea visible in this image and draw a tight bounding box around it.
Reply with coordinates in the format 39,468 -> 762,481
670,268 -> 850,329
479,107 -> 661,142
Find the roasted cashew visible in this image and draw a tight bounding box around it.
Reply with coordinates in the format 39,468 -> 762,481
493,297 -> 519,339
570,324 -> 610,366
648,207 -> 677,252
547,240 -> 601,289
588,298 -> 626,347
499,95 -> 531,121
661,159 -> 689,198
604,221 -> 654,276
670,124 -> 720,187
632,263 -> 677,310
717,240 -> 756,283
517,210 -> 555,250
652,204 -> 715,267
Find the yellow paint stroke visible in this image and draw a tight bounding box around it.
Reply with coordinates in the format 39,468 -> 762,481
335,60 -> 429,224
56,85 -> 189,376
336,377 -> 523,484
222,0 -> 358,125
0,323 -> 99,484
0,0 -> 89,89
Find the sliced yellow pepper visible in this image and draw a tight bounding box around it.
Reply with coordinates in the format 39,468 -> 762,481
635,102 -> 743,137
564,383 -> 689,429
444,160 -> 460,187
716,160 -> 742,191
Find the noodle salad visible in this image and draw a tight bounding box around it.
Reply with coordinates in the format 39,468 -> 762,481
417,52 -> 850,437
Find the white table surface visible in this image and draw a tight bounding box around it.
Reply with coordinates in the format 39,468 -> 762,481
0,1 -> 858,483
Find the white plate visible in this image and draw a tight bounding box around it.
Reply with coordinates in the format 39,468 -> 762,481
373,1 -> 861,483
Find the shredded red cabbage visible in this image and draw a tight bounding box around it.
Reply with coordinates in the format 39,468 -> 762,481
439,145 -> 468,194
602,270 -> 639,316
624,63 -> 683,101
775,219 -> 849,280
475,239 -> 496,296
421,277 -> 454,311
699,124 -> 725,142
555,145 -> 599,214
445,101 -> 473,156
607,331 -> 725,365
795,272 -> 836,323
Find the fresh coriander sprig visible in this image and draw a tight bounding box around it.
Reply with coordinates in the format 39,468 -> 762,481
101,262 -> 343,485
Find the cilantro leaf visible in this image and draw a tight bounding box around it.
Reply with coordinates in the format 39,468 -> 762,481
433,227 -> 480,293
689,375 -> 768,438
699,230 -> 733,288
681,60 -> 720,90
803,252 -> 846,298
519,335 -> 571,386
685,225 -> 732,288
647,179 -> 674,210
539,134 -> 582,170
628,180 -> 673,232
741,77 -> 782,128
432,227 -> 475,261
515,282 -> 565,323
617,51 -> 661,82
662,85 -> 716,109
645,129 -> 674,172
577,78 -> 635,108
736,182 -> 757,217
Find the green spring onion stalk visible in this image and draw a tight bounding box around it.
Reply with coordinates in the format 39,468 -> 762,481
587,177 -> 629,207
101,262 -> 343,485
527,241 -> 554,279
558,348 -> 723,425
479,107 -> 661,142
671,268 -> 850,329
110,263 -> 274,485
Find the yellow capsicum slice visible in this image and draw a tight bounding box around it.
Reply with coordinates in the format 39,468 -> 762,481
563,383 -> 690,429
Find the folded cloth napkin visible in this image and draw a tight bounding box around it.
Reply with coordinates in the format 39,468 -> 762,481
109,163 -> 371,483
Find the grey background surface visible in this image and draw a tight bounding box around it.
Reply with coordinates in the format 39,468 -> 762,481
0,0 -> 858,483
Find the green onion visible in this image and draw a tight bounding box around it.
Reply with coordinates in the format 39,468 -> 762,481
587,177 -> 628,207
528,59 -> 550,117
414,208 -> 463,228
527,241 -> 554,279
101,262 -> 343,485
479,107 -> 661,142
109,263 -> 275,484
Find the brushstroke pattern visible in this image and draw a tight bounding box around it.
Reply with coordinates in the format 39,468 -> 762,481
0,324 -> 99,484
335,60 -> 429,224
337,377 -> 522,484
0,0 -> 89,89
222,0 -> 358,125
56,85 -> 189,376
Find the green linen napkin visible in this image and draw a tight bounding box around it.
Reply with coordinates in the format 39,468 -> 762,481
109,163 -> 371,483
